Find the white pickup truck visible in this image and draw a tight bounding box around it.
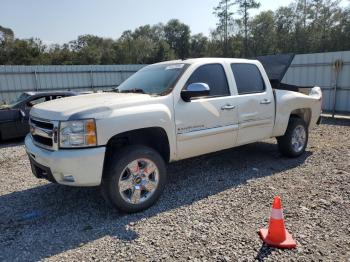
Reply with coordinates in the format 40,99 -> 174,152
25,57 -> 322,213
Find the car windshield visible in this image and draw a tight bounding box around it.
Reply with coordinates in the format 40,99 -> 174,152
7,93 -> 30,108
116,63 -> 188,95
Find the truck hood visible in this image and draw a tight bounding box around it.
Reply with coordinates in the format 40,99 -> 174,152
30,92 -> 154,120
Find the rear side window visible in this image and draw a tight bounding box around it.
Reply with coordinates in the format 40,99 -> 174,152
186,64 -> 230,97
231,64 -> 265,95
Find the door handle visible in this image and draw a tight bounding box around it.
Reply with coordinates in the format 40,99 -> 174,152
260,99 -> 271,105
221,104 -> 236,110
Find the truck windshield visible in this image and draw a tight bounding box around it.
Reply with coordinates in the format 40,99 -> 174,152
116,63 -> 188,95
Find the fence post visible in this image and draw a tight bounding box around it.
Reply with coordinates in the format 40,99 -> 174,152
332,60 -> 343,118
34,70 -> 39,91
90,68 -> 95,92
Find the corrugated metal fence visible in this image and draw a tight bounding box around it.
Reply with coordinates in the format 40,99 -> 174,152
1,51 -> 349,113
283,51 -> 350,114
0,64 -> 145,104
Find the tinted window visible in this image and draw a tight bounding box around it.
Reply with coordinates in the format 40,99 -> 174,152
186,64 -> 230,97
9,93 -> 30,107
231,64 -> 265,94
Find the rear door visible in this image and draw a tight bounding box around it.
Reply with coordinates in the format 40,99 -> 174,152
0,109 -> 22,139
230,63 -> 275,145
174,63 -> 239,159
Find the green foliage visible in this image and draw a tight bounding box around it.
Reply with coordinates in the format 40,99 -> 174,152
213,0 -> 236,55
233,0 -> 261,56
190,34 -> 209,58
0,38 -> 48,65
0,25 -> 14,41
164,19 -> 191,59
250,11 -> 277,56
0,0 -> 349,65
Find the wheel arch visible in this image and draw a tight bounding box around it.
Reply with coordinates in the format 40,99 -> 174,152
273,107 -> 312,137
289,108 -> 312,127
103,127 -> 171,177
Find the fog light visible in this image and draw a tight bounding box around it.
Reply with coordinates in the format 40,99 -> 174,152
63,175 -> 75,182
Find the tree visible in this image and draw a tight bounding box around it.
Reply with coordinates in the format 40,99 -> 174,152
213,0 -> 235,56
67,35 -> 117,64
234,0 -> 261,57
48,44 -> 75,65
275,7 -> 295,53
333,6 -> 350,50
0,38 -> 48,65
154,40 -> 176,62
0,25 -> 14,42
164,19 -> 191,59
116,24 -> 176,64
250,11 -> 277,56
189,34 -> 209,58
2,6 -> 350,66
309,0 -> 342,52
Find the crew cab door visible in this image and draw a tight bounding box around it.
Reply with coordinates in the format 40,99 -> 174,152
229,63 -> 275,145
174,63 -> 239,159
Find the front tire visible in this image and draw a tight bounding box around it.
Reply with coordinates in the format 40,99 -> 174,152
102,145 -> 167,213
277,117 -> 308,158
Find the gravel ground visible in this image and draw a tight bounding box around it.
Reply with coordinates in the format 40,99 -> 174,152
0,118 -> 349,262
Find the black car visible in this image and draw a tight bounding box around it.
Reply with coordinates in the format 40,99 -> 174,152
0,91 -> 76,140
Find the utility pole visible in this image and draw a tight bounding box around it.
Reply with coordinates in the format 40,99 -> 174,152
224,0 -> 228,57
213,0 -> 234,57
244,0 -> 248,57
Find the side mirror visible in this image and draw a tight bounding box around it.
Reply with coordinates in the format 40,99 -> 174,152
181,83 -> 210,102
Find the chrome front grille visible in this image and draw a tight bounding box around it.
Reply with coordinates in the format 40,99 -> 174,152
29,117 -> 59,150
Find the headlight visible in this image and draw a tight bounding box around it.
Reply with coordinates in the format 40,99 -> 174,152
59,119 -> 97,148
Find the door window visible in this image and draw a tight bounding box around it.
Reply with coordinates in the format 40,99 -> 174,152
230,64 -> 265,95
186,64 -> 230,97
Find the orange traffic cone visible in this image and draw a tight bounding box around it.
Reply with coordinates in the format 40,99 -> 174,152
259,196 -> 297,249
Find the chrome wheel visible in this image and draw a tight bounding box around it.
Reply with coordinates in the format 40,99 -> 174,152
118,158 -> 159,205
291,125 -> 306,152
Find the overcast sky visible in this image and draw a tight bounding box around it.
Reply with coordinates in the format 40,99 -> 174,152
0,0 -> 347,45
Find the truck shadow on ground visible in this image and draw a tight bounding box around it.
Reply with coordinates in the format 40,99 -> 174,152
320,116 -> 350,126
0,141 -> 312,261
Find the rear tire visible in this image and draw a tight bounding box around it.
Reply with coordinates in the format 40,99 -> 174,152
102,145 -> 167,213
277,117 -> 308,158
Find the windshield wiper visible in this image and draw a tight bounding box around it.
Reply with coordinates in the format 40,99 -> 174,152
120,88 -> 146,94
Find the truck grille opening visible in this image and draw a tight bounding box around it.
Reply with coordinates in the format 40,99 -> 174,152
30,117 -> 56,150
32,135 -> 53,147
30,118 -> 54,130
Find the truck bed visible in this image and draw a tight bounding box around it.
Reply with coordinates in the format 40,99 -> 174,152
272,81 -> 312,95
